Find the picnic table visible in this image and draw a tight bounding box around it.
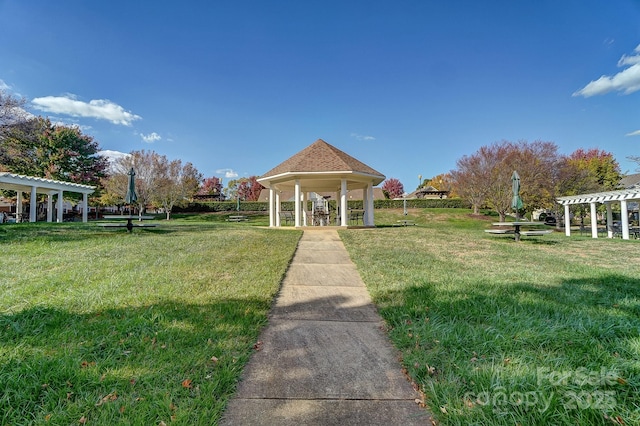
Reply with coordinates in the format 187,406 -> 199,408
227,215 -> 248,222
99,215 -> 157,232
487,221 -> 552,241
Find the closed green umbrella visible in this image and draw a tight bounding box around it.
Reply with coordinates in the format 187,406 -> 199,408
511,171 -> 523,219
125,168 -> 138,205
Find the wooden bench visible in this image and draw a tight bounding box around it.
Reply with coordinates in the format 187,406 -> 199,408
279,211 -> 294,225
348,210 -> 364,225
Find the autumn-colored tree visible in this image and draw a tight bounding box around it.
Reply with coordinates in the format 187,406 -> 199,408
237,176 -> 264,201
421,173 -> 456,196
567,148 -> 621,191
153,158 -> 202,219
557,148 -> 621,226
381,178 -> 404,199
103,150 -> 202,218
452,140 -> 559,220
0,116 -> 108,187
198,176 -> 224,199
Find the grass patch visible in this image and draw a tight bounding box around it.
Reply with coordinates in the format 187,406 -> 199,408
341,208 -> 640,425
0,220 -> 301,424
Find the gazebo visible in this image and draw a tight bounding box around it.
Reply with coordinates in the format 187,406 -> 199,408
258,139 -> 385,227
0,172 -> 95,223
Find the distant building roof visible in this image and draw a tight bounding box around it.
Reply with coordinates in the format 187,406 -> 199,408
620,173 -> 640,189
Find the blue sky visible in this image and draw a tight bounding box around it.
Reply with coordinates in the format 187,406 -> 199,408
1,0 -> 640,191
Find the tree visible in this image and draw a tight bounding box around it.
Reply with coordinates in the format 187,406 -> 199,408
452,140 -> 559,220
568,148 -> 621,191
104,150 -> 202,219
198,176 -> 224,199
450,149 -> 493,215
421,173 -> 456,197
561,148 -> 621,227
0,89 -> 27,129
237,176 -> 264,201
0,116 -> 108,187
153,157 -> 202,220
381,178 -> 404,199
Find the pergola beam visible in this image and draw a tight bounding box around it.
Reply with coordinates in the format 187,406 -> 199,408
0,172 -> 95,223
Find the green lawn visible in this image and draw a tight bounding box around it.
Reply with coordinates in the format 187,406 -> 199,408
2,211 -> 639,425
341,208 -> 640,425
0,219 -> 301,425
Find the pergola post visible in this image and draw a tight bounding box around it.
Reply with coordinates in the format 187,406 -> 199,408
340,179 -> 347,227
16,192 -> 23,222
605,202 -> 613,238
56,190 -> 64,223
30,185 -> 37,222
294,180 -> 301,227
590,202 -> 598,238
47,193 -> 53,222
621,200 -> 630,240
82,193 -> 89,223
268,187 -> 275,227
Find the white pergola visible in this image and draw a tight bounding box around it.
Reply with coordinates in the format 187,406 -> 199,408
258,139 -> 385,228
556,187 -> 640,239
0,172 -> 95,223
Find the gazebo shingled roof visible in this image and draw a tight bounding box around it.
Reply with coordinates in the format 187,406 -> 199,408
260,139 -> 384,180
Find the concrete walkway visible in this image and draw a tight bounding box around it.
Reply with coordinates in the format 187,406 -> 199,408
220,229 -> 432,425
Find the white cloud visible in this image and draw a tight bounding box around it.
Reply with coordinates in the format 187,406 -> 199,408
98,150 -> 131,171
140,132 -> 161,143
98,149 -> 130,161
0,79 -> 10,90
216,168 -> 238,178
31,95 -> 141,126
625,130 -> 640,136
351,132 -> 376,141
573,44 -> 640,97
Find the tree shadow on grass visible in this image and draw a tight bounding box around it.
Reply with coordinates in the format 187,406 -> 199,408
377,273 -> 640,425
0,299 -> 270,424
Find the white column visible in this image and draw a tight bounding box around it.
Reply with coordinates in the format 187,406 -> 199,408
30,186 -> 37,222
302,192 -> 308,226
16,192 -> 23,222
268,188 -> 275,227
590,202 -> 598,238
621,200 -> 630,240
564,204 -> 571,236
47,194 -> 53,222
366,183 -> 374,226
82,193 -> 89,223
362,185 -> 369,226
275,191 -> 281,227
294,180 -> 301,227
606,202 -> 613,238
57,190 -> 64,223
340,179 -> 348,227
